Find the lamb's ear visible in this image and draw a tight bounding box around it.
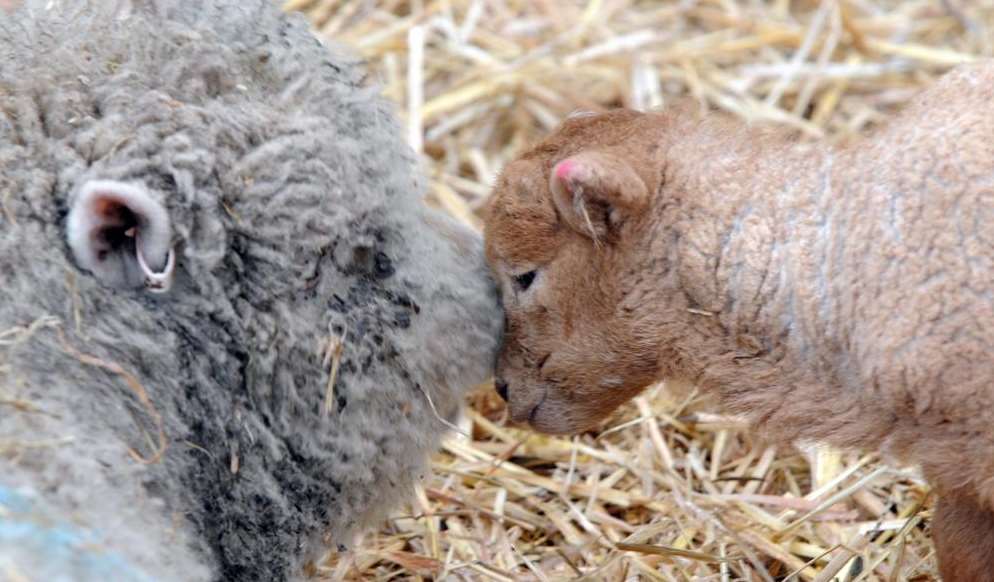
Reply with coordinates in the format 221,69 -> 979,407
549,150 -> 649,241
66,180 -> 175,293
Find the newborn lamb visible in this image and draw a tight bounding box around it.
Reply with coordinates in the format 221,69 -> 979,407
484,62 -> 993,580
0,0 -> 501,580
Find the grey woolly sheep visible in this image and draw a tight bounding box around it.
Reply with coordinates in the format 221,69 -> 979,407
0,1 -> 502,581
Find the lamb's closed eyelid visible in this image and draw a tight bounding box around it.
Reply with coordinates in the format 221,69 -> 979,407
513,270 -> 537,292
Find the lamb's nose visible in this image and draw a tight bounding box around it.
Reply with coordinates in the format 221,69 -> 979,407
494,379 -> 509,402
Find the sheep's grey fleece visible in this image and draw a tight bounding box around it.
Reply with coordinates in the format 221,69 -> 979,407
0,1 -> 502,580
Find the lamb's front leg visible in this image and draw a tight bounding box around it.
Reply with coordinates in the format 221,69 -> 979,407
932,491 -> 994,581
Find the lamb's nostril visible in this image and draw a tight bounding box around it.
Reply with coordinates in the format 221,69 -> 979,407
494,379 -> 509,402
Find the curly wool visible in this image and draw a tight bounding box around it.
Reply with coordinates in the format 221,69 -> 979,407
0,1 -> 501,580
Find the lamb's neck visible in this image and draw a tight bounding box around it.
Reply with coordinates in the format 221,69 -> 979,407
660,131 -> 845,381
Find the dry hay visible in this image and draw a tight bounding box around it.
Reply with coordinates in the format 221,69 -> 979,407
285,1 -> 994,580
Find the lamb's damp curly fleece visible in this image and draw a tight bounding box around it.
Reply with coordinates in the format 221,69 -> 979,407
0,1 -> 502,580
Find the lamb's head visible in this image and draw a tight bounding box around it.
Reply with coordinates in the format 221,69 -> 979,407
485,109 -> 672,435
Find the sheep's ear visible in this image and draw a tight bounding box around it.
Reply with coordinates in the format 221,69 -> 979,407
66,180 -> 175,292
549,150 -> 649,241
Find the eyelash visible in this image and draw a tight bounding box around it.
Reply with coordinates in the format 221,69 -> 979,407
513,270 -> 537,291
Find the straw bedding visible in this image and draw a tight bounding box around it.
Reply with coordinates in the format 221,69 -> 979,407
299,1 -> 989,580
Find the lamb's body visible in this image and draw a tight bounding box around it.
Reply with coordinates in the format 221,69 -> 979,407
1,1 -> 500,580
665,65 -> 994,498
666,69 -> 994,578
485,62 -> 993,579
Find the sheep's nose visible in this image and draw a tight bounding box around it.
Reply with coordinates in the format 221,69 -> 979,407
494,379 -> 509,402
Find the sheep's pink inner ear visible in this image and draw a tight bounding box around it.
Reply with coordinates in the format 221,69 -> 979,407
549,151 -> 649,240
67,180 -> 173,290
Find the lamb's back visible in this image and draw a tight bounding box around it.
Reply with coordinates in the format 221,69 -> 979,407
832,62 -> 994,495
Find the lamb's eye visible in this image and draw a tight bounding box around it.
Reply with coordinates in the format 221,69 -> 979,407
513,270 -> 537,291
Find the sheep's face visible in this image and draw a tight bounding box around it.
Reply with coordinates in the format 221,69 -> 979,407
59,142 -> 502,404
390,207 -> 505,403
484,110 -> 669,435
